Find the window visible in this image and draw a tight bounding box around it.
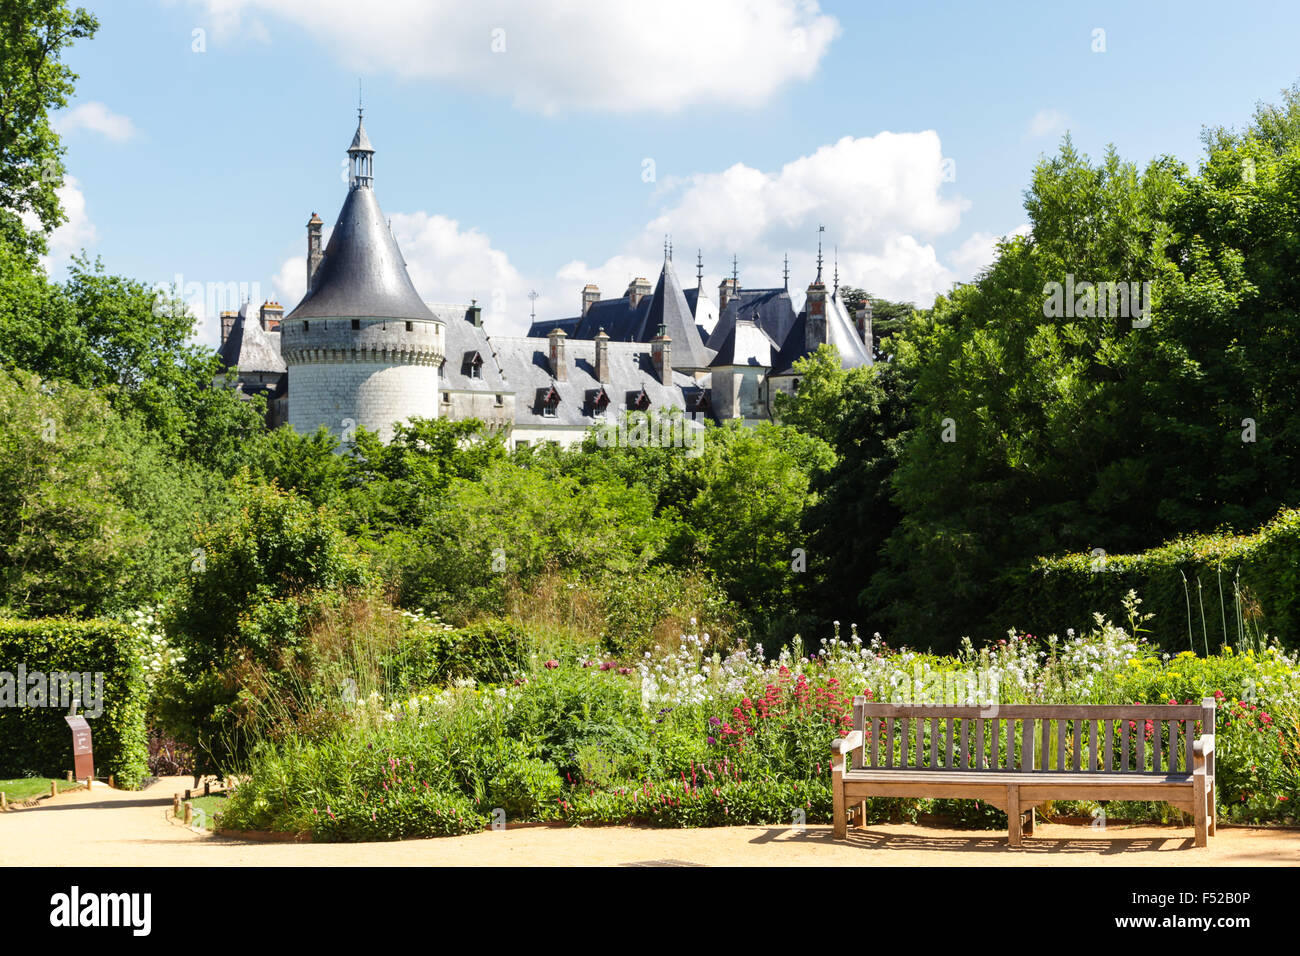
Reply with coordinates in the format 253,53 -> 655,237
303,321 -> 309,332
542,403 -> 557,418
470,363 -> 482,380
495,394 -> 504,406
405,321 -> 413,332
351,319 -> 361,330
442,391 -> 450,403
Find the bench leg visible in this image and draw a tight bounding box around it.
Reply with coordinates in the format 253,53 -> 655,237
832,779 -> 847,840
1022,805 -> 1036,837
854,800 -> 868,829
1193,774 -> 1208,848
1006,786 -> 1022,848
1208,779 -> 1217,837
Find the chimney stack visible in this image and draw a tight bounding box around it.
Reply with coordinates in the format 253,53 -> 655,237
626,277 -> 651,309
718,277 -> 738,312
651,324 -> 672,384
582,284 -> 600,317
307,212 -> 324,290
260,301 -> 284,332
220,311 -> 237,347
548,327 -> 568,381
595,328 -> 610,383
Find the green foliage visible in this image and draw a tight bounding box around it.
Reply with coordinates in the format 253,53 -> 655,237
0,617 -> 148,788
1011,508 -> 1300,650
598,566 -> 742,657
490,754 -> 563,819
390,616 -> 530,688
0,0 -> 98,256
158,476 -> 374,770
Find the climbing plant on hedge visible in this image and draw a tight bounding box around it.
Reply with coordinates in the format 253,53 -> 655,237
1004,507 -> 1300,650
0,618 -> 149,788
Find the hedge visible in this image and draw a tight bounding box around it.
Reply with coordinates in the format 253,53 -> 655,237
1000,508 -> 1300,651
0,618 -> 149,788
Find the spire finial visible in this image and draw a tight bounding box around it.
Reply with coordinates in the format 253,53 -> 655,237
664,235 -> 669,263
696,249 -> 703,285
833,245 -> 839,293
783,253 -> 789,291
816,225 -> 825,283
528,289 -> 539,322
358,78 -> 363,122
731,254 -> 738,286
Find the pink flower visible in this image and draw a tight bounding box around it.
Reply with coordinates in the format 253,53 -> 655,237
544,659 -> 559,669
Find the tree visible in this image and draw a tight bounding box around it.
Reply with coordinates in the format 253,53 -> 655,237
0,0 -> 98,257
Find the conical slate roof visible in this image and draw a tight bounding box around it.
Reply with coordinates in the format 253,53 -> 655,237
644,259 -> 714,369
219,301 -> 286,373
349,117 -> 374,152
286,186 -> 434,322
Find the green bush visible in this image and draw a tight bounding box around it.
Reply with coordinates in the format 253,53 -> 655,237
0,618 -> 149,788
391,616 -> 529,689
1004,508 -> 1300,650
490,755 -> 563,820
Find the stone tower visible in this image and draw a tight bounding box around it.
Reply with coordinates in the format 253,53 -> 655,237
282,110 -> 445,443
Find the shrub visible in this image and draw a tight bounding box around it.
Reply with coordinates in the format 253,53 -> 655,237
0,618 -> 149,788
1006,508 -> 1300,651
490,755 -> 563,820
390,615 -> 529,689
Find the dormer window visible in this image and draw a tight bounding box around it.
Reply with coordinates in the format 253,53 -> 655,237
628,388 -> 651,411
462,350 -> 484,380
538,386 -> 560,418
589,387 -> 611,417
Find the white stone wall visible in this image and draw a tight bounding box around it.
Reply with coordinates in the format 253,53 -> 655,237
510,425 -> 589,449
443,389 -> 515,432
289,360 -> 441,443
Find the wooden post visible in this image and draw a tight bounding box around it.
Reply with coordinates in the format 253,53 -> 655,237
1006,785 -> 1022,847
204,781 -> 210,797
108,775 -> 114,789
184,789 -> 191,801
1,791 -> 7,811
66,771 -> 72,782
50,781 -> 57,798
183,801 -> 193,825
173,794 -> 181,817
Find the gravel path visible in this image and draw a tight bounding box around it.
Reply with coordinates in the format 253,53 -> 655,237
2,775 -> 1297,866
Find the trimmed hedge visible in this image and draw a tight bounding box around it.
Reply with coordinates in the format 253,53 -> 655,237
0,618 -> 149,788
1002,508 -> 1300,650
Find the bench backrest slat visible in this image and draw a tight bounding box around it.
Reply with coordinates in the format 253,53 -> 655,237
851,705 -> 1211,775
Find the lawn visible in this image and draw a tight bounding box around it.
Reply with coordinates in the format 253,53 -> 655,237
0,777 -> 82,802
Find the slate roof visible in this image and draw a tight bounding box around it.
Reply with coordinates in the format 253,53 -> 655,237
643,259 -> 715,369
708,288 -> 797,352
771,288 -> 873,375
218,300 -> 286,374
487,335 -> 696,428
710,319 -> 777,368
286,185 -> 435,322
683,286 -> 719,337
440,306 -> 509,391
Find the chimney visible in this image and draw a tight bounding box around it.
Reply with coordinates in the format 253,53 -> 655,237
626,277 -> 651,309
594,328 -> 610,383
548,327 -> 568,381
718,277 -> 738,312
651,324 -> 672,384
855,297 -> 873,348
306,212 -> 324,290
220,310 -> 237,347
805,277 -> 828,353
260,301 -> 283,332
468,298 -> 482,327
582,284 -> 600,317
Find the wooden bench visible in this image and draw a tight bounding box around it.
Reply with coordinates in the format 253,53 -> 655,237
830,698 -> 1216,847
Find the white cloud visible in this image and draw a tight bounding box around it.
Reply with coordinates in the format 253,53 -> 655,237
22,177 -> 97,276
948,224 -> 1031,281
578,130 -> 972,308
1028,108 -> 1068,138
54,102 -> 136,142
188,0 -> 839,113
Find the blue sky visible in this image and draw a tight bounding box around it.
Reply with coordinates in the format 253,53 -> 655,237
46,0 -> 1300,343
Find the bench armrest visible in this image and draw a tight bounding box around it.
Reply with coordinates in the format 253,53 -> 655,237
830,731 -> 863,772
1193,734 -> 1215,780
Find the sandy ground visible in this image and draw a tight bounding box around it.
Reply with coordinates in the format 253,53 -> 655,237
1,775 -> 1297,866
